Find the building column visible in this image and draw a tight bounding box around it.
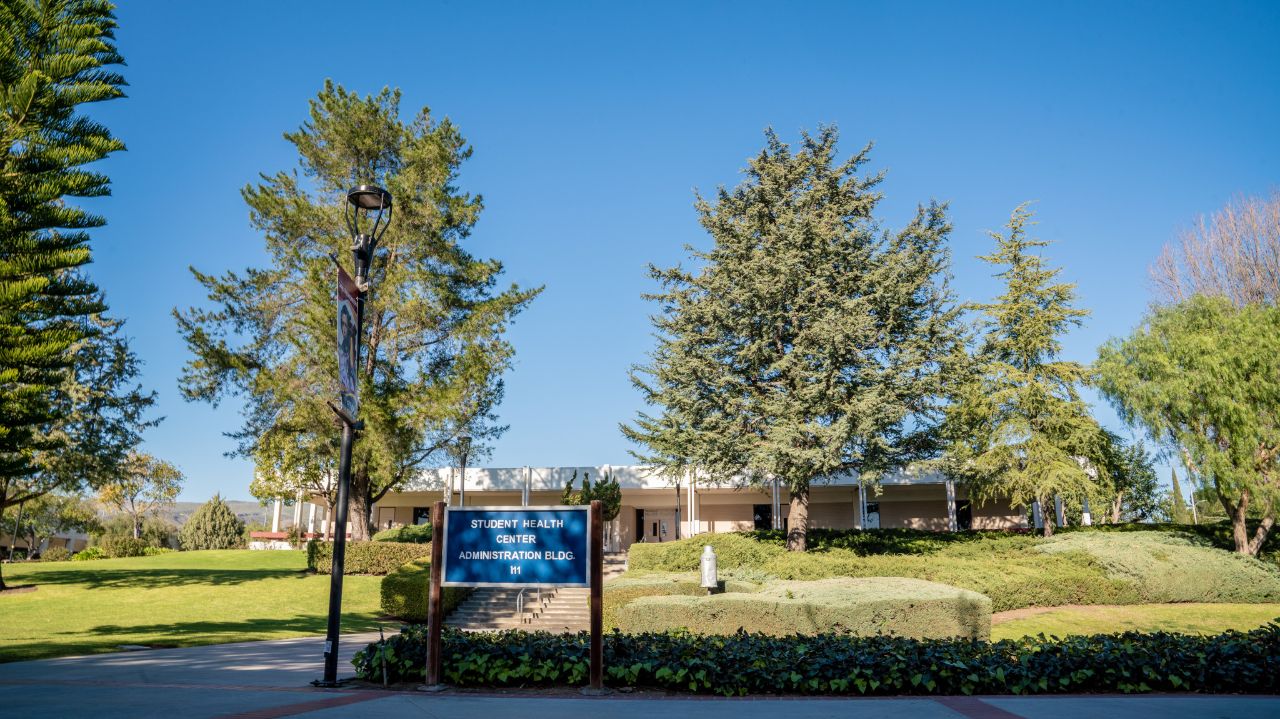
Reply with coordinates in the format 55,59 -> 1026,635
1032,501 -> 1044,529
945,479 -> 958,532
522,466 -> 530,507
307,502 -> 318,535
1081,496 -> 1093,526
322,505 -> 331,541
1054,494 -> 1066,527
271,499 -> 283,533
292,493 -> 303,531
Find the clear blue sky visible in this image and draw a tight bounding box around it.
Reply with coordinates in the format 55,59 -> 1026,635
82,1 -> 1279,502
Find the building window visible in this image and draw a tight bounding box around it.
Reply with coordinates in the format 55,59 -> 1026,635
412,507 -> 430,525
956,500 -> 972,531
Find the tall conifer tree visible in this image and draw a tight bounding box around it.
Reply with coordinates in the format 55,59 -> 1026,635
1,1 -> 153,587
624,128 -> 963,551
944,205 -> 1107,536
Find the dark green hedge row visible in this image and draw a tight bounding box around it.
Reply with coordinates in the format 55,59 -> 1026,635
380,558 -> 470,621
306,539 -> 432,575
353,624 -> 1280,695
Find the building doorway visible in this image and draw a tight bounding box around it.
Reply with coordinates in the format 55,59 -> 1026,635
956,500 -> 972,530
634,508 -> 645,543
753,504 -> 772,530
864,502 -> 880,529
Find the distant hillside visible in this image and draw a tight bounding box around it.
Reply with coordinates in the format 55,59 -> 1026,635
162,500 -> 271,528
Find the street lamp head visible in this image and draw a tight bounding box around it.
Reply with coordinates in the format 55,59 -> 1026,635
343,184 -> 393,245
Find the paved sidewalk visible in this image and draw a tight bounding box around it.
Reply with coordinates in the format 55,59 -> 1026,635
0,634 -> 1277,719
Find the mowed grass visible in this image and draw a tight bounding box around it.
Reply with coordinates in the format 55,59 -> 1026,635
991,603 -> 1280,641
0,550 -> 383,663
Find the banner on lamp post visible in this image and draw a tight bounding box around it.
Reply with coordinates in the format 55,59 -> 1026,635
336,266 -> 360,419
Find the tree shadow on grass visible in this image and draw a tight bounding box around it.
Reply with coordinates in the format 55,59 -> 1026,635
1,614 -> 385,664
10,567 -> 310,590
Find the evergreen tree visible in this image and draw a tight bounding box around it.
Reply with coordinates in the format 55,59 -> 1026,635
0,2 -> 152,588
176,83 -> 538,540
624,128 -> 963,551
944,205 -> 1107,537
179,494 -> 245,551
1168,467 -> 1192,524
561,470 -> 622,523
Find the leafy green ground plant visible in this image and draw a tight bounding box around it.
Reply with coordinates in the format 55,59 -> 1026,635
353,624 -> 1280,695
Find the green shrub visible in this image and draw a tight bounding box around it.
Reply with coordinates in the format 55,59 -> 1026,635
180,495 -> 246,550
307,539 -> 432,575
71,546 -> 105,561
615,577 -> 991,639
372,523 -> 432,544
39,546 -> 72,562
99,536 -> 148,558
142,546 -> 174,556
1038,531 -> 1280,603
603,572 -> 761,630
353,623 -> 1280,694
379,558 -> 470,621
627,533 -> 784,572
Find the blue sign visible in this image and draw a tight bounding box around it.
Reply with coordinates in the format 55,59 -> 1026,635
441,506 -> 590,587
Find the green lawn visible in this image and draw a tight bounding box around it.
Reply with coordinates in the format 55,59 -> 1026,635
0,550 -> 384,663
992,603 -> 1280,641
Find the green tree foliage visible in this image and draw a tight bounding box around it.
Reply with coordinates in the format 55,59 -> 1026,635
0,1 -> 154,588
11,492 -> 98,555
1168,468 -> 1193,524
624,128 -> 963,551
98,452 -> 183,539
179,494 -> 245,551
944,205 -> 1108,537
561,470 -> 622,523
1096,296 -> 1279,555
1095,434 -> 1163,523
176,83 -> 539,540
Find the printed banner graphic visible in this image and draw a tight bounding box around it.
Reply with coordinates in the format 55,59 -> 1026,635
442,506 -> 590,587
336,267 -> 360,417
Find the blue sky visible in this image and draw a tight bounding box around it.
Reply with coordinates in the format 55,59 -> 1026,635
82,1 -> 1279,501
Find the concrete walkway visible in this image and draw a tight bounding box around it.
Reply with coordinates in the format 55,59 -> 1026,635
0,634 -> 1276,719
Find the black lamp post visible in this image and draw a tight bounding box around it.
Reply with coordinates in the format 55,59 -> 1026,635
315,184 -> 392,688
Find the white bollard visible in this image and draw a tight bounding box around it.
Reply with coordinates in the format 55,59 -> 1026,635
700,545 -> 718,595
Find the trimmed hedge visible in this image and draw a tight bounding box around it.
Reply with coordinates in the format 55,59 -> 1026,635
603,572 -> 761,630
306,539 -> 432,575
353,623 -> 1280,695
380,558 -> 471,622
99,536 -> 148,558
372,523 -> 432,544
616,578 -> 991,639
1039,531 -> 1280,602
627,530 -> 1280,612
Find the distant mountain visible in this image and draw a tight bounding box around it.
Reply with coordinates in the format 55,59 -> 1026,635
162,500 -> 272,528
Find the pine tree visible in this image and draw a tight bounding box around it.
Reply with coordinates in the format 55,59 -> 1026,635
624,128 -> 963,551
1169,467 -> 1192,524
179,494 -> 245,551
176,83 -> 539,540
945,205 -> 1107,537
1,1 -> 152,588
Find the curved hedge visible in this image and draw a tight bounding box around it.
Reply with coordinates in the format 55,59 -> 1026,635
372,524 -> 432,544
603,572 -> 761,629
616,577 -> 991,639
353,623 -> 1280,695
379,558 -> 470,622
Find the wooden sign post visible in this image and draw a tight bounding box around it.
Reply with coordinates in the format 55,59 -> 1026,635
424,501 -> 446,690
589,499 -> 604,692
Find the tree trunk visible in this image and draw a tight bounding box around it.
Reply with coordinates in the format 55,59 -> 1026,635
133,515 -> 140,540
1111,492 -> 1123,524
1040,495 -> 1055,538
786,485 -> 809,552
1223,488 -> 1252,555
349,471 -> 372,542
1247,511 -> 1275,557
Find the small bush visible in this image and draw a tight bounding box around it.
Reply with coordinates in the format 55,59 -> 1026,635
353,623 -> 1280,694
307,539 -> 432,575
40,547 -> 72,562
71,546 -> 105,561
372,523 -> 432,544
616,577 -> 991,639
99,536 -> 148,558
180,494 -> 246,550
142,546 -> 174,556
379,558 -> 470,621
